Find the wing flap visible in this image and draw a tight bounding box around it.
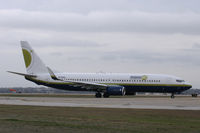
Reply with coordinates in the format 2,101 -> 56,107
62,80 -> 107,90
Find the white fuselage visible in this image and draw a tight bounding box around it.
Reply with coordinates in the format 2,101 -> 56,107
29,72 -> 191,94
45,73 -> 188,85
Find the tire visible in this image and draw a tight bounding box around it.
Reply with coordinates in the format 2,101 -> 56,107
171,94 -> 175,99
103,93 -> 110,98
95,92 -> 102,98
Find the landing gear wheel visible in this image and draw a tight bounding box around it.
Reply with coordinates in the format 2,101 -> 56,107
103,93 -> 110,98
95,92 -> 102,98
171,93 -> 175,99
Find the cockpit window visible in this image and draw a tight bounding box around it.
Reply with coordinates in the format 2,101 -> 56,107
176,80 -> 185,83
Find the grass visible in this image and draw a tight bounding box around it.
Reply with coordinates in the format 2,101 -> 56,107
0,105 -> 199,133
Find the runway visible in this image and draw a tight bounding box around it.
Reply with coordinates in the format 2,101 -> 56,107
0,96 -> 200,110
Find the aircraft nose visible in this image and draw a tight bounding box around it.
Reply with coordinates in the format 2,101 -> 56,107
185,83 -> 192,88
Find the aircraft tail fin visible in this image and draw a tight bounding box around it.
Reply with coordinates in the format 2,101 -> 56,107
21,41 -> 49,75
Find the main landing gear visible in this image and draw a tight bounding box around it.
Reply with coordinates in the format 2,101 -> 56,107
103,92 -> 110,98
95,92 -> 110,98
95,92 -> 102,98
171,93 -> 175,99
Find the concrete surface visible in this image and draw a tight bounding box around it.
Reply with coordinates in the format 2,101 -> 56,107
0,96 -> 200,110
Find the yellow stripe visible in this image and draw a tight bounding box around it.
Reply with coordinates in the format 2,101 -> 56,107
104,83 -> 191,87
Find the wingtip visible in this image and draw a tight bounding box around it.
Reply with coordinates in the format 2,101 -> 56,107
7,71 -> 13,73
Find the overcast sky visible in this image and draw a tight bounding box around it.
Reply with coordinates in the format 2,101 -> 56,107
0,0 -> 200,88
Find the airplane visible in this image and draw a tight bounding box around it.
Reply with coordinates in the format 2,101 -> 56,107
8,41 -> 192,98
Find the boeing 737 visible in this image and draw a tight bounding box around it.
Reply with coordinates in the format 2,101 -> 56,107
8,41 -> 192,98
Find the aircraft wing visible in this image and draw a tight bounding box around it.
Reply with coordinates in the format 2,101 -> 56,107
60,79 -> 107,91
47,67 -> 108,91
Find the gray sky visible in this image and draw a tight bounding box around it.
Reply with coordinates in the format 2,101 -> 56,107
0,0 -> 199,88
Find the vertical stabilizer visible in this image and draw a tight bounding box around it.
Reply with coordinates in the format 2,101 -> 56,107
21,41 -> 49,74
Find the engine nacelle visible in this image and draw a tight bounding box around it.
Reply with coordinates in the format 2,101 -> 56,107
106,86 -> 126,96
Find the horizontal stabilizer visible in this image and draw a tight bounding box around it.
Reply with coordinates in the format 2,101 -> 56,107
7,71 -> 37,78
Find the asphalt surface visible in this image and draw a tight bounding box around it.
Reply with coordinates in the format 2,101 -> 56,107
0,96 -> 199,110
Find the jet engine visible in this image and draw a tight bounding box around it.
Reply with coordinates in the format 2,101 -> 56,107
106,86 -> 126,96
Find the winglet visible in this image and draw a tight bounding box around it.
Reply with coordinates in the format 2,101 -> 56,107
47,67 -> 59,80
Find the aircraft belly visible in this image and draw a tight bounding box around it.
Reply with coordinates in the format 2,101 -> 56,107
125,85 -> 190,94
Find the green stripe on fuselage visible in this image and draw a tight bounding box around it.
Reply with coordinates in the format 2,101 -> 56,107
103,83 -> 191,87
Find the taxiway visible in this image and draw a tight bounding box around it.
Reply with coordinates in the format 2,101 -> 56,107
0,96 -> 199,110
